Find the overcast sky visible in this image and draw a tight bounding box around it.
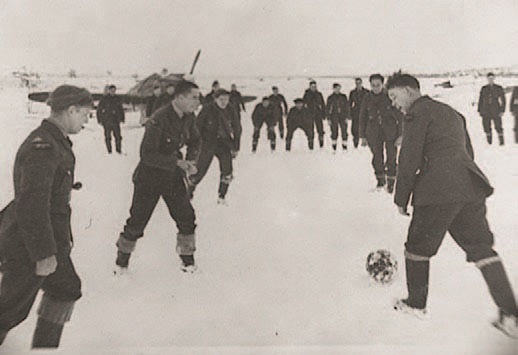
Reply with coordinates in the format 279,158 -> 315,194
1,0 -> 517,76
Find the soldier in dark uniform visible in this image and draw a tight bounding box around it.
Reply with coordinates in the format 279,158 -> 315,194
511,86 -> 518,144
189,89 -> 242,205
145,84 -> 163,118
229,83 -> 246,118
478,72 -> 506,145
388,73 -> 518,338
303,81 -> 326,148
286,98 -> 314,151
349,78 -> 369,148
96,85 -> 125,154
251,97 -> 276,152
152,82 -> 175,113
203,80 -> 220,106
269,86 -> 288,139
359,74 -> 402,192
115,81 -> 202,273
326,83 -> 350,151
0,85 -> 92,348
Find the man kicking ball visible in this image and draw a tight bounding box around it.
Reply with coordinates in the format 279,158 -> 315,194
387,72 -> 518,338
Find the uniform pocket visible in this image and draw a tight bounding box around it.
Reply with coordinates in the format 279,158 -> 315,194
160,135 -> 179,155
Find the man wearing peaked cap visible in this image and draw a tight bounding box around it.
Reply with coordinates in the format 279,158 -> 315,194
0,85 -> 91,348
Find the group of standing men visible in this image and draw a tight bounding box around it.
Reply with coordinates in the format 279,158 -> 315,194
250,79 -> 367,152
477,72 -> 518,145
250,76 -> 401,192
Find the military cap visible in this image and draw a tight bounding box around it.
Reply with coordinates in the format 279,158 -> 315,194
46,85 -> 93,111
214,89 -> 230,98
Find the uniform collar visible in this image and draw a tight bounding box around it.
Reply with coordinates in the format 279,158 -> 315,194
171,101 -> 184,118
41,119 -> 73,147
407,95 -> 430,115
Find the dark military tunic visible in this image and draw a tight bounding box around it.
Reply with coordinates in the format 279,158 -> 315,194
191,102 -> 242,198
0,120 -> 82,332
145,94 -> 160,117
396,96 -> 499,285
303,89 -> 326,142
286,106 -> 314,150
121,104 -> 201,242
359,91 -> 401,142
269,94 -> 288,115
229,90 -> 246,113
96,94 -> 125,153
396,96 -> 492,208
349,87 -> 369,147
269,93 -> 288,137
511,87 -> 518,143
251,103 -> 277,150
359,91 -> 402,178
203,90 -> 216,106
96,95 -> 125,125
478,84 -> 506,140
478,84 -> 506,118
326,93 -> 350,141
151,92 -> 174,113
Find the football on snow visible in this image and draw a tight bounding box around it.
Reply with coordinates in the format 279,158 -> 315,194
366,250 -> 398,284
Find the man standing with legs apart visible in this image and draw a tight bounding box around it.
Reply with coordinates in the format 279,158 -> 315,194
349,78 -> 369,148
189,89 -> 242,205
303,81 -> 326,148
387,73 -> 518,338
326,83 -> 350,152
115,81 -> 202,273
251,97 -> 276,152
0,85 -> 92,348
359,74 -> 402,192
285,98 -> 314,151
478,72 -> 506,145
97,84 -> 125,154
269,86 -> 288,139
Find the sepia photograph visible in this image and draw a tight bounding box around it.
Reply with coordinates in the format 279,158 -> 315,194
0,0 -> 517,354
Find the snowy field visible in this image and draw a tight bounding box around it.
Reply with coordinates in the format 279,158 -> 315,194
0,75 -> 517,355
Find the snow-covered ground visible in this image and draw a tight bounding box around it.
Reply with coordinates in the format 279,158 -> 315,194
0,75 -> 517,355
